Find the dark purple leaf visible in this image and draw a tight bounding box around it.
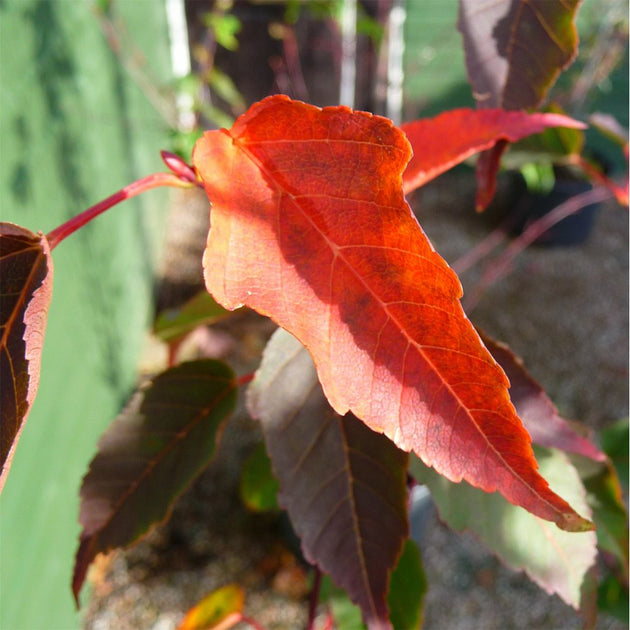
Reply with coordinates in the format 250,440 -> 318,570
73,359 -> 237,603
458,0 -> 582,109
247,328 -> 409,630
482,332 -> 606,462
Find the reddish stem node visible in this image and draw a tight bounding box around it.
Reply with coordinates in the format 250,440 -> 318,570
160,150 -> 202,187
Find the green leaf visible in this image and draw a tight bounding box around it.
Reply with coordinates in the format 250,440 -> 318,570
582,463 -> 629,573
571,444 -> 629,585
387,539 -> 426,630
318,539 -> 426,630
204,12 -> 241,51
72,359 -> 238,604
601,418 -> 629,489
208,68 -> 245,113
239,440 -> 279,512
410,446 -> 598,611
153,290 -> 231,344
319,575 -> 365,630
597,572 -> 629,622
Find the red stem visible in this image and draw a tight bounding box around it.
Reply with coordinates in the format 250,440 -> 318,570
463,186 -> 612,311
46,165 -> 199,250
237,372 -> 255,387
574,155 -> 629,207
307,567 -> 323,630
240,614 -> 267,630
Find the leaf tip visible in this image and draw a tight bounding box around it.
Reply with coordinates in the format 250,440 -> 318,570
559,512 -> 595,533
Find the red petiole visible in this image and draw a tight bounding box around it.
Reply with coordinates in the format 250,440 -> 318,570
46,152 -> 201,250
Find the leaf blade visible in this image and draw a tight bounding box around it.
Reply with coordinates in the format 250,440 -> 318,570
72,359 -> 237,603
153,289 -> 231,344
410,446 -> 598,610
387,538 -> 426,630
247,328 -> 409,629
458,0 -> 581,110
400,108 -> 586,196
178,584 -> 245,630
481,332 -> 606,462
193,95 -> 591,532
0,223 -> 53,494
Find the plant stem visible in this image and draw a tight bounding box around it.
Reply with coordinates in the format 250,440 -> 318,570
240,614 -> 268,630
573,155 -> 629,207
307,567 -> 323,630
463,186 -> 612,311
237,372 -> 255,387
46,169 -> 198,250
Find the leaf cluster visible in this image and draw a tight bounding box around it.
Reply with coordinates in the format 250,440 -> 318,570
1,2 -> 628,628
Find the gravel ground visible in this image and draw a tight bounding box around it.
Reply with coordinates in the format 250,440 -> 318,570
82,176 -> 628,630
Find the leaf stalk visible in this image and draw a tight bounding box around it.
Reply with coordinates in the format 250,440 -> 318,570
46,153 -> 201,250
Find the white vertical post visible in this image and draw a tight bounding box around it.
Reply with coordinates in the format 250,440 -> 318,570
339,0 -> 357,108
165,0 -> 195,131
386,0 -> 406,125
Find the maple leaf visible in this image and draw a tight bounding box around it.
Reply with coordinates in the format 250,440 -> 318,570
248,327 -> 409,629
400,108 -> 586,209
458,0 -> 581,110
458,0 -> 583,209
192,95 -> 592,532
72,359 -> 237,603
410,446 -> 597,610
0,223 -> 53,494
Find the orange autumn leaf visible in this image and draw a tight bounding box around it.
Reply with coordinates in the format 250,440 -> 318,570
192,95 -> 591,532
178,584 -> 245,630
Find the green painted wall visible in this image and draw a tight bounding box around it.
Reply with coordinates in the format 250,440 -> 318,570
403,0 -> 472,118
0,1 -> 172,628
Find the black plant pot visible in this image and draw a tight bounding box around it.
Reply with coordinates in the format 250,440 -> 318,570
507,177 -> 600,246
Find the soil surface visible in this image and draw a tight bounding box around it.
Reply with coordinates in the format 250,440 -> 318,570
82,174 -> 628,630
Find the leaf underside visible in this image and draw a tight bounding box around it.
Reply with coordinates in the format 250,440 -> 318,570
410,447 -> 597,610
0,223 -> 53,494
193,95 -> 590,532
458,0 -> 581,110
458,0 -> 582,209
248,328 -> 409,630
72,359 -> 237,603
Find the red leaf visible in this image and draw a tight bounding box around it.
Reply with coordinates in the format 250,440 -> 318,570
400,108 -> 586,197
474,140 -> 509,212
458,0 -> 581,110
481,332 -> 606,462
193,95 -> 591,532
247,328 -> 409,630
0,223 -> 53,494
72,359 -> 237,604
